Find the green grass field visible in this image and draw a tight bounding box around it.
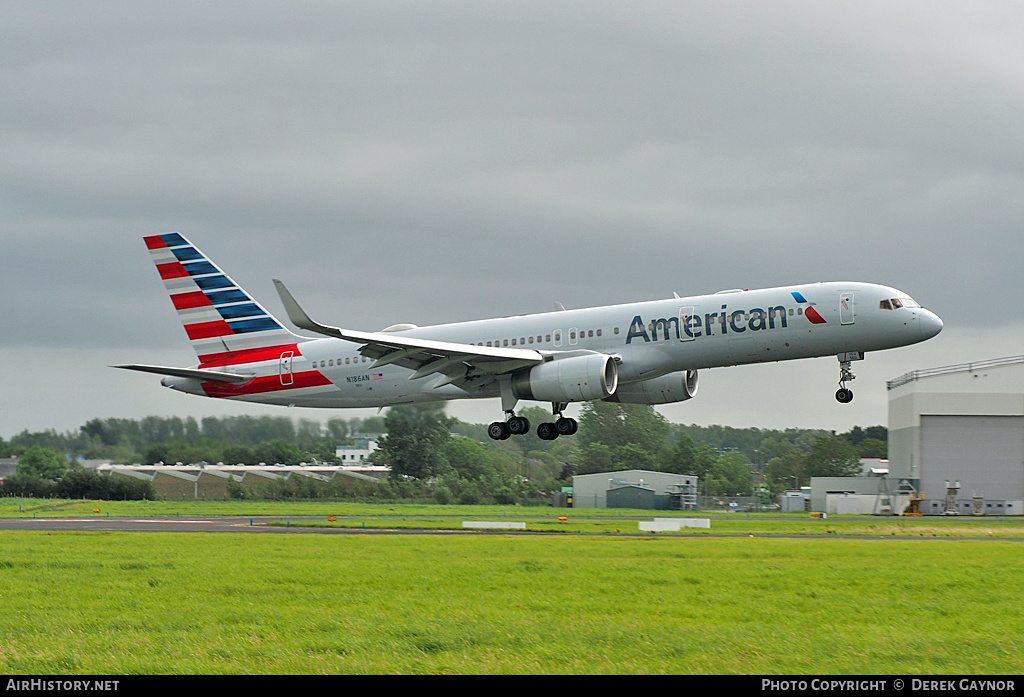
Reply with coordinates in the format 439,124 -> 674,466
5,498 -> 1024,537
1,520 -> 1022,674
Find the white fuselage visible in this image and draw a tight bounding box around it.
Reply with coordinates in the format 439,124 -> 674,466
163,281 -> 942,409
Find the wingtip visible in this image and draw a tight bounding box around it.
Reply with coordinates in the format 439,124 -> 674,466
272,279 -> 311,329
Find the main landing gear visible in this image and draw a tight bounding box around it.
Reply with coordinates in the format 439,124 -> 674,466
487,413 -> 530,441
488,403 -> 578,441
536,418 -> 578,441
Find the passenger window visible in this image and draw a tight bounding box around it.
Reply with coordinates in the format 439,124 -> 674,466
596,329 -> 602,337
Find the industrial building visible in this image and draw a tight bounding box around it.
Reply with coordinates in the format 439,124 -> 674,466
335,437 -> 379,464
887,355 -> 1024,515
809,475 -> 911,515
572,470 -> 698,510
0,457 -> 18,481
97,463 -> 384,500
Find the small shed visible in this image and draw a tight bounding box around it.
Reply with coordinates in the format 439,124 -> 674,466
606,484 -> 658,510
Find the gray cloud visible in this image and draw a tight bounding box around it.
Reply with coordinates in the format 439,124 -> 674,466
3,1 -> 1022,435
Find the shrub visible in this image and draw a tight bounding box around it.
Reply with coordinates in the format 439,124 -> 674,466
432,485 -> 452,505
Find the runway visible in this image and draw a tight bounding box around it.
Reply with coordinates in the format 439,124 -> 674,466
0,516 -> 439,534
2,516 -> 1023,540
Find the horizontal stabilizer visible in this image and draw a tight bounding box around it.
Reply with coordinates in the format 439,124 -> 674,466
112,364 -> 252,385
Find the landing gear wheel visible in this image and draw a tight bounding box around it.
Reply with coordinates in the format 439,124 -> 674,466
556,417 -> 578,436
488,421 -> 511,440
537,422 -> 558,441
835,388 -> 853,404
507,416 -> 531,435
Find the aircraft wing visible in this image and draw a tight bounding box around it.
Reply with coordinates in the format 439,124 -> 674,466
273,280 -> 545,389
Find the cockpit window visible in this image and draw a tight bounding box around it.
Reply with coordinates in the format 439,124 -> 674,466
881,296 -> 921,310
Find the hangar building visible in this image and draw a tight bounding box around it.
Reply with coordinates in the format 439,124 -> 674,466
887,355 -> 1024,515
98,463 -> 383,500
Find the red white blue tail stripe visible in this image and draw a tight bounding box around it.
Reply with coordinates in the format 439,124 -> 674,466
144,233 -> 301,364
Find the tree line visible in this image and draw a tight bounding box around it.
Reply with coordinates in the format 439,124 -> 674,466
571,402 -> 879,497
1,414 -> 387,466
375,402 -> 883,501
1,445 -> 155,500
2,408 -> 885,502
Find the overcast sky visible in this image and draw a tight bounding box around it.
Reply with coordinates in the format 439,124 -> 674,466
3,1 -> 1022,438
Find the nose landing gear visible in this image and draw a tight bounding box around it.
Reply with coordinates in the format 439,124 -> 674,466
835,352 -> 863,404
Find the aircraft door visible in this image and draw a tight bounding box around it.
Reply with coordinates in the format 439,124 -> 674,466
280,351 -> 294,386
840,293 -> 855,325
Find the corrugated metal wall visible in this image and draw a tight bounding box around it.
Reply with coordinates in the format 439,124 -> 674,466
920,415 -> 1024,501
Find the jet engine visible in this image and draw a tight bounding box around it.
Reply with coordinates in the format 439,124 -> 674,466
511,354 -> 618,403
604,370 -> 698,405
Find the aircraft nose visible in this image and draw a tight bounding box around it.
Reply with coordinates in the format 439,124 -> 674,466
919,309 -> 943,340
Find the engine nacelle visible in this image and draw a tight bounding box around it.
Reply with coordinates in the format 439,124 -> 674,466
512,354 -> 619,403
604,370 -> 698,405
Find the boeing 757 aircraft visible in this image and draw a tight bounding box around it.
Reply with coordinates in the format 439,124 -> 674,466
117,233 -> 943,441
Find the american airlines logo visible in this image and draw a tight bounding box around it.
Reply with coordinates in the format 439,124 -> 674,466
625,292 -> 825,343
791,291 -> 826,324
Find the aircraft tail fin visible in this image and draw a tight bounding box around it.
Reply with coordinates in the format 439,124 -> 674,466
143,233 -> 305,364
